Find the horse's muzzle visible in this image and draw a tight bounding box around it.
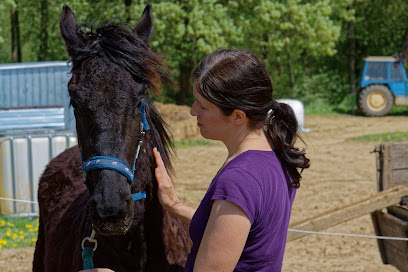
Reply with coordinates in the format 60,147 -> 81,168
89,193 -> 134,235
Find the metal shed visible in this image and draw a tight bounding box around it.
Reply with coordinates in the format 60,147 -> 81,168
0,61 -> 77,215
0,61 -> 75,131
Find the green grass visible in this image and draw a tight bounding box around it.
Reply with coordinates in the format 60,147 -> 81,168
174,139 -> 218,148
0,215 -> 39,249
388,105 -> 408,116
348,131 -> 408,143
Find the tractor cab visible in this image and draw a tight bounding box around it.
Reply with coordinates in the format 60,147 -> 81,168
358,56 -> 408,116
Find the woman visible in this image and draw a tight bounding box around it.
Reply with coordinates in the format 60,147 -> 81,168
154,49 -> 310,271
83,49 -> 309,271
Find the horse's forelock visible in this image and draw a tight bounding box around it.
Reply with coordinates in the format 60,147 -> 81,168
72,19 -> 169,94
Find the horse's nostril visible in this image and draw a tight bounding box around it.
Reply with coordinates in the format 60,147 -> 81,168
90,192 -> 133,221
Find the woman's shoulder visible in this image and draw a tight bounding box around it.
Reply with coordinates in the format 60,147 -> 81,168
219,150 -> 286,190
215,151 -> 280,185
227,150 -> 279,171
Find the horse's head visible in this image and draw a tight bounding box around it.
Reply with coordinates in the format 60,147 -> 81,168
60,4 -> 172,235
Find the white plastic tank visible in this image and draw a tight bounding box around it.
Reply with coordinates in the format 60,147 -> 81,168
0,133 -> 77,215
277,99 -> 306,132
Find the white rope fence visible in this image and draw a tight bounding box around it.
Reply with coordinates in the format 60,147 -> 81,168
2,197 -> 408,241
288,228 -> 408,241
0,197 -> 38,204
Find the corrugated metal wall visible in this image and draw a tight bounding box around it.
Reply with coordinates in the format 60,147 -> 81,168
0,62 -> 76,215
0,61 -> 75,132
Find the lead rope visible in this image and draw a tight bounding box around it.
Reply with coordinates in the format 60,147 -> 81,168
81,230 -> 97,270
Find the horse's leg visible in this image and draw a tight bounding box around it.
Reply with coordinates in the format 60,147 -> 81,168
33,146 -> 88,271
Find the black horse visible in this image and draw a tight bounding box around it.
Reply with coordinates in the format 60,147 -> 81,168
33,4 -> 191,271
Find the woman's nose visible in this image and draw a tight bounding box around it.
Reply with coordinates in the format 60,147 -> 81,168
190,101 -> 197,116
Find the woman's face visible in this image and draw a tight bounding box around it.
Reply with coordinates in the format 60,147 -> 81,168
190,83 -> 234,141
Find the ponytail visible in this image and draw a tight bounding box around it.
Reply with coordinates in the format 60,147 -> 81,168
264,102 -> 310,188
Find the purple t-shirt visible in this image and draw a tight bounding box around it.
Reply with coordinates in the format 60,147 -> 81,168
184,150 -> 296,272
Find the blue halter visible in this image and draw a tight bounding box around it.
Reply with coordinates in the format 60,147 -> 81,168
81,101 -> 149,201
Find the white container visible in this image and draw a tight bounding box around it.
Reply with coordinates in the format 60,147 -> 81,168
0,133 -> 77,215
277,99 -> 307,132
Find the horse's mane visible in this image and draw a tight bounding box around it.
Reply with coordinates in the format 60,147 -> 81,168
71,19 -> 170,94
70,19 -> 175,172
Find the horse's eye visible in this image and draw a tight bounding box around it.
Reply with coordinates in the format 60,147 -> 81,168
70,98 -> 89,116
137,100 -> 143,108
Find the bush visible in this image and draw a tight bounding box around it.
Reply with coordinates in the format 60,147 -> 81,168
293,71 -> 350,111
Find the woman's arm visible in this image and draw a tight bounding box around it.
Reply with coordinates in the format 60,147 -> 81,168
194,200 -> 251,272
153,147 -> 196,225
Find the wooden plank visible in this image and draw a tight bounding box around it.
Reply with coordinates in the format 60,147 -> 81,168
287,186 -> 408,242
382,144 -> 394,190
376,142 -> 408,191
394,169 -> 408,188
372,211 -> 408,272
390,144 -> 408,169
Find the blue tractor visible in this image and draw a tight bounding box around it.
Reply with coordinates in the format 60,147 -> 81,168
358,56 -> 408,116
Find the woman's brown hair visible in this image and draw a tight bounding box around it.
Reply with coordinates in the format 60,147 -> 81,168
192,49 -> 310,188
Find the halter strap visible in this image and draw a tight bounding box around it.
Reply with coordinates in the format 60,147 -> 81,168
82,156 -> 134,184
81,101 -> 150,201
141,101 -> 150,130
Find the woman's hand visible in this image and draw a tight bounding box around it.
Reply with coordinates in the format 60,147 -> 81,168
153,147 -> 182,211
153,147 -> 196,225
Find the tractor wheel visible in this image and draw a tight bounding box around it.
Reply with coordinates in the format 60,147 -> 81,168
358,85 -> 394,117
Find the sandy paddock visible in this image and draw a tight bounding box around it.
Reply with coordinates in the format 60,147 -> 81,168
0,103 -> 407,271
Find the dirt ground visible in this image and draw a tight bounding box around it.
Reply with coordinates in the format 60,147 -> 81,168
1,103 -> 407,272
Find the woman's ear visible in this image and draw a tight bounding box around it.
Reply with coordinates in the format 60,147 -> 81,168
231,109 -> 247,125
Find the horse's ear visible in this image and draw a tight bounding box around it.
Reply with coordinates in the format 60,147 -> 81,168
60,4 -> 81,56
134,3 -> 153,43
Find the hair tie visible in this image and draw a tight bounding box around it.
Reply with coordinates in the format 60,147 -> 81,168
267,101 -> 279,118
272,100 -> 280,110
265,100 -> 280,129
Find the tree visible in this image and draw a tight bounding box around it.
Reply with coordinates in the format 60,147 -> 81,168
0,0 -> 16,45
10,0 -> 21,62
2,0 -> 408,111
353,0 -> 408,58
401,29 -> 408,65
327,0 -> 359,97
148,0 -> 241,104
226,0 -> 341,97
38,0 -> 49,61
124,0 -> 133,22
